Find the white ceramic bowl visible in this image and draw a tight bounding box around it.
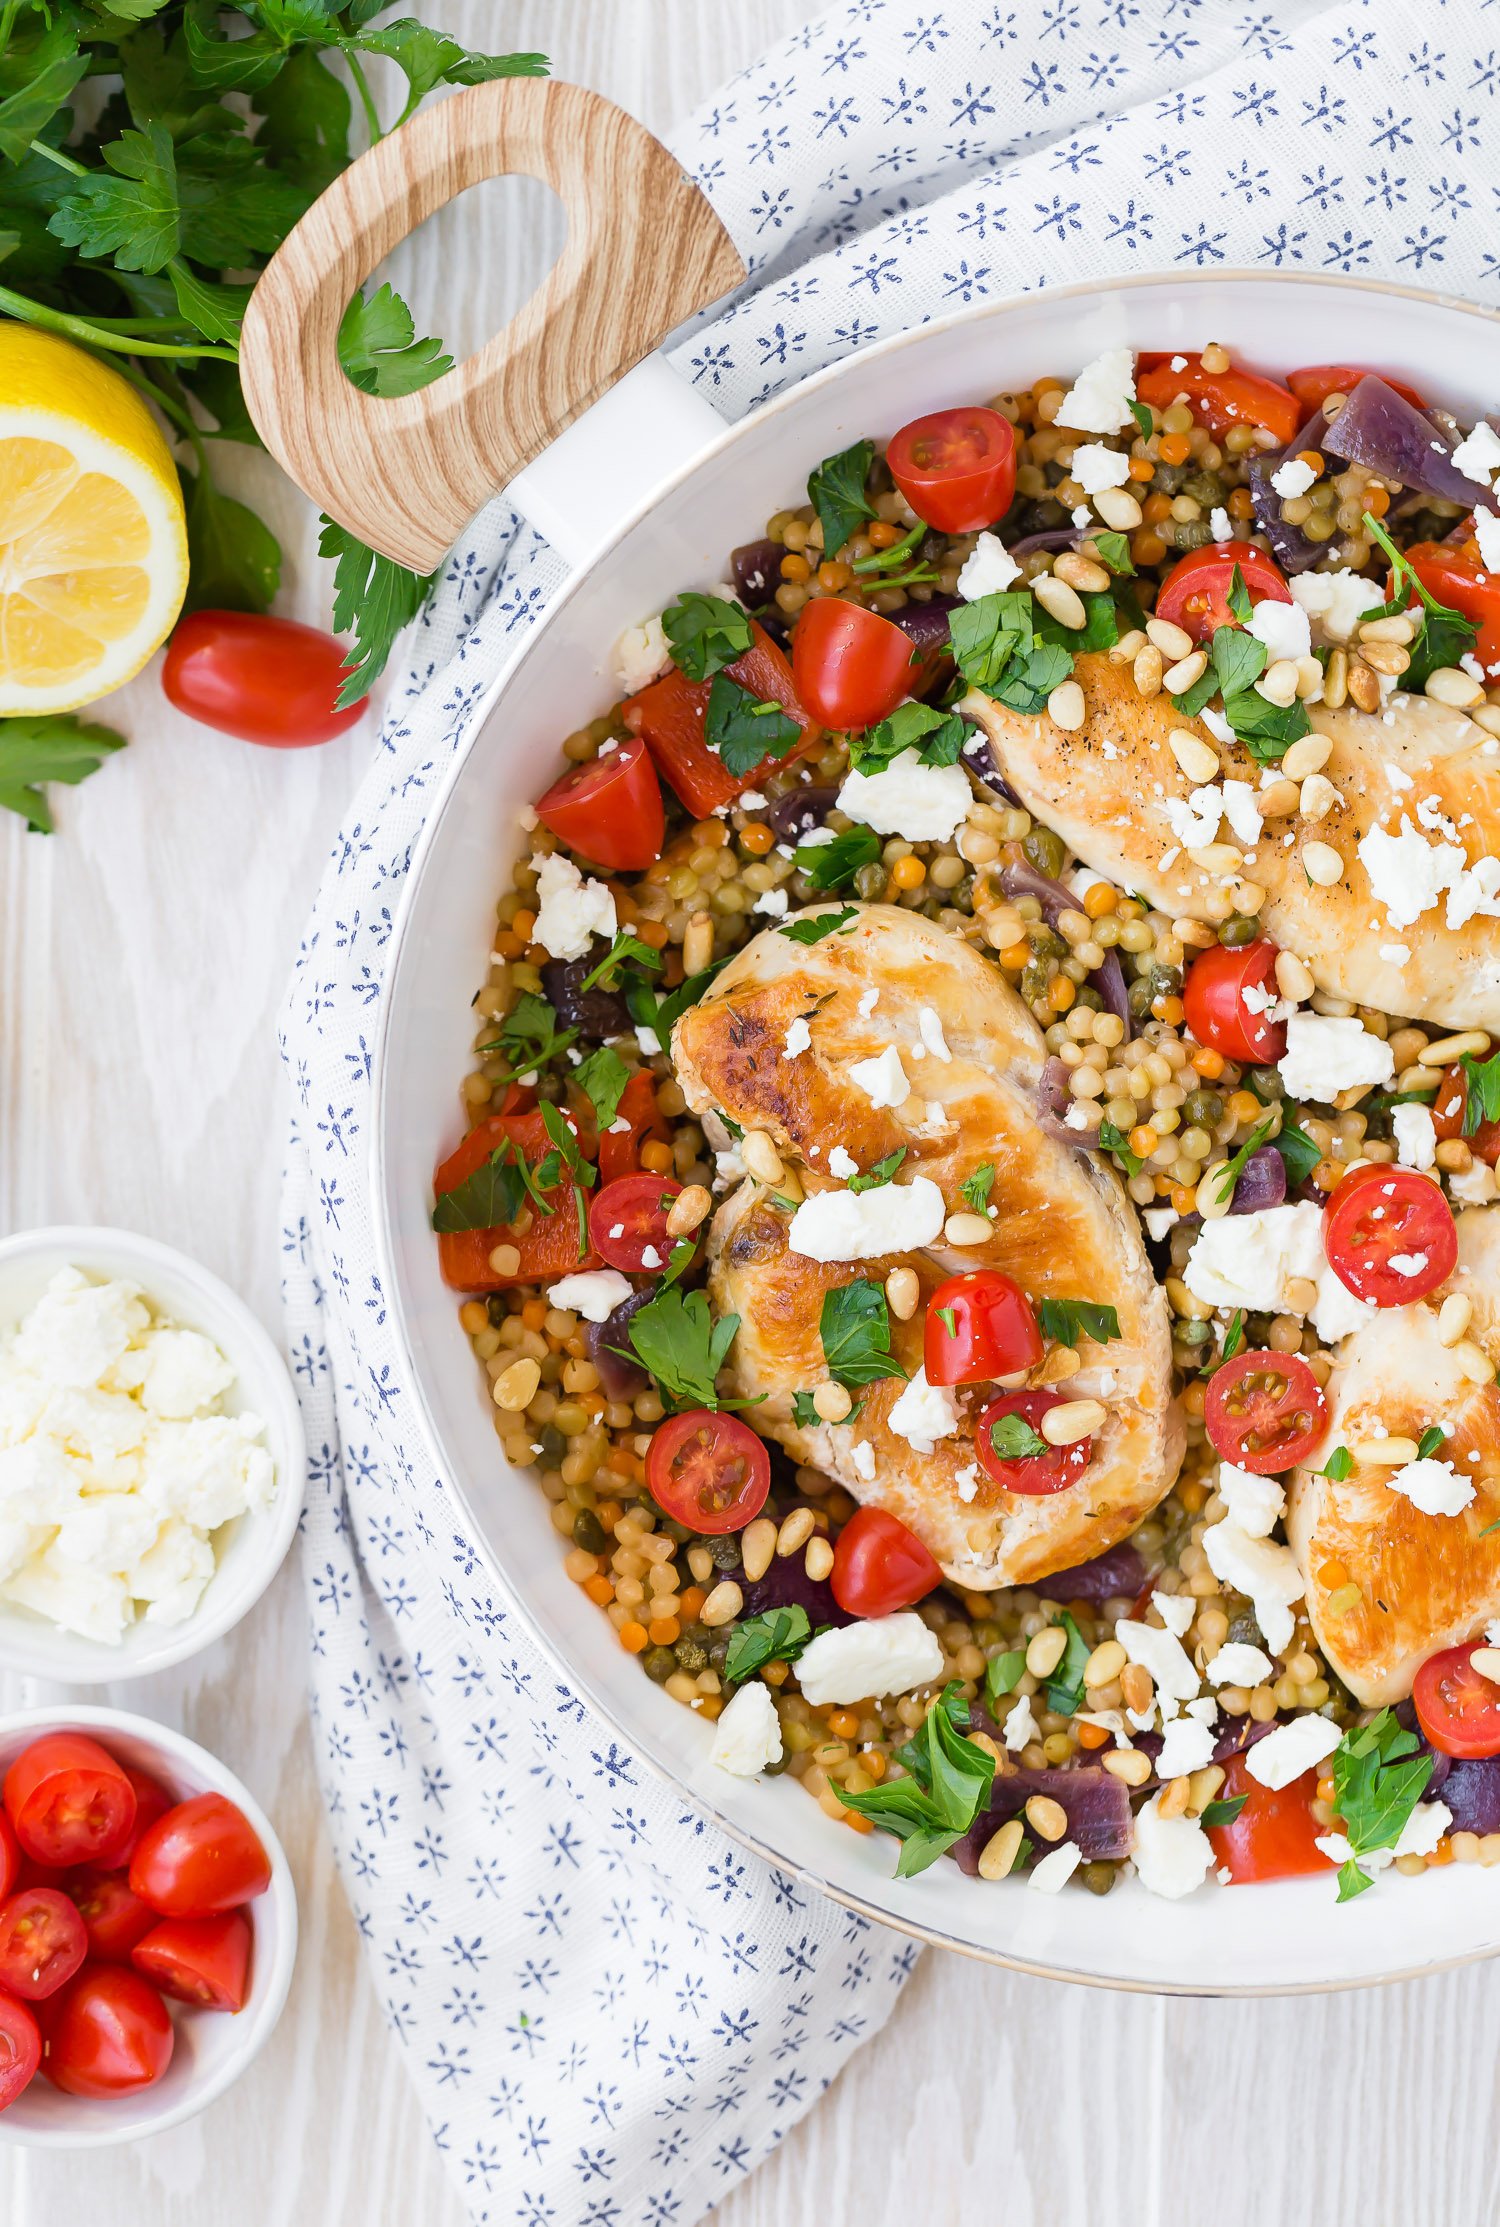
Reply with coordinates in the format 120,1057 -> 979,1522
0,1706 -> 297,2145
0,1227 -> 305,1681
374,272 -> 1500,1993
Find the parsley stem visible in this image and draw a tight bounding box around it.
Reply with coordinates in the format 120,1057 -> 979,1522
0,282 -> 239,363
26,137 -> 88,178
344,52 -> 385,147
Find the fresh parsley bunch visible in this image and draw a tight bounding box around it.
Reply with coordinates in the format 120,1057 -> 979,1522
0,1 -> 547,712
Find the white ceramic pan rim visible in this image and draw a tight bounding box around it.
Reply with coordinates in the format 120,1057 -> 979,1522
371,270 -> 1500,1994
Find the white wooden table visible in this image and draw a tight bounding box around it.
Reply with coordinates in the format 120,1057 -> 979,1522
4,6 -> 1496,2221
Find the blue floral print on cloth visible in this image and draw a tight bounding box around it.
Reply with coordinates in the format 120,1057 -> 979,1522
279,2 -> 1500,2219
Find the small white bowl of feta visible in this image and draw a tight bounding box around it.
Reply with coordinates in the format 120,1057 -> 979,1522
0,1228 -> 305,1682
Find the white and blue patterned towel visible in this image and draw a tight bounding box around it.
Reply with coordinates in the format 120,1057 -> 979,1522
279,4 -> 1499,2219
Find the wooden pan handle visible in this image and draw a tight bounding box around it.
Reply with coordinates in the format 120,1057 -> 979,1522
239,79 -> 746,574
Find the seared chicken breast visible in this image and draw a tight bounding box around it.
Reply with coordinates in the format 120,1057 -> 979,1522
965,655 -> 1500,1033
670,903 -> 1182,1590
1286,1207 -> 1500,1706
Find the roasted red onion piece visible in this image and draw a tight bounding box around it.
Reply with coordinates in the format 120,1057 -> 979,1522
951,1765 -> 1134,1872
1322,376 -> 1499,513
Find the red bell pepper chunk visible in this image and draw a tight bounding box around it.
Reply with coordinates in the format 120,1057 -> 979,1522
622,622 -> 819,818
598,1070 -> 671,1186
434,1109 -> 600,1293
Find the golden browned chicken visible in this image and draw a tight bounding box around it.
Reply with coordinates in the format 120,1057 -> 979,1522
670,903 -> 1182,1589
964,655 -> 1500,1033
1286,1207 -> 1500,1705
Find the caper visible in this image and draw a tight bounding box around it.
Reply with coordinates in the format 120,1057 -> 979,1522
674,1632 -> 709,1672
1072,984 -> 1104,1012
538,1426 -> 568,1465
1029,924 -> 1067,960
1023,827 -> 1066,878
1021,960 -> 1051,1005
709,1534 -> 742,1570
1127,975 -> 1156,1018
762,1747 -> 791,1777
660,1517 -> 694,1546
485,1294 -> 508,1327
1177,1317 -> 1213,1347
1183,1087 -> 1224,1128
642,1646 -> 678,1683
1080,1860 -> 1117,1897
1184,469 -> 1225,507
1218,913 -> 1260,948
854,861 -> 887,901
572,1508 -> 607,1554
1154,461 -> 1187,493
1227,1609 -> 1266,1650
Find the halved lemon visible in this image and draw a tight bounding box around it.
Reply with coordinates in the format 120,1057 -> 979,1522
0,323 -> 189,713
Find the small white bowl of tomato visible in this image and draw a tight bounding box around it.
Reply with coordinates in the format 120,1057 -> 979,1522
0,1708 -> 297,2145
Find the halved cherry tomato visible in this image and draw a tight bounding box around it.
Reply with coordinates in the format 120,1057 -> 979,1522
1182,940 -> 1286,1065
924,1271 -> 1042,1388
0,1815 -> 18,1903
433,1107 -> 600,1294
1431,1062 -> 1500,1166
1414,1644 -> 1500,1758
1398,544 -> 1500,680
588,1172 -> 683,1272
162,610 -> 365,747
117,1766 -> 174,1866
1322,1161 -> 1458,1306
791,596 -> 916,731
1136,353 -> 1302,445
974,1390 -> 1091,1495
533,732 -> 665,872
1155,543 -> 1291,645
598,1069 -> 671,1186
0,1987 -> 41,2109
65,1869 -> 159,1963
42,1965 -> 173,2097
1287,363 -> 1429,415
130,1794 -> 271,1919
0,1889 -> 86,2002
1205,1752 -> 1334,1883
886,406 -> 1017,535
1204,1350 -> 1327,1474
624,623 -> 817,816
830,1505 -> 942,1618
133,1910 -> 252,2013
3,1734 -> 137,1870
644,1411 -> 770,1533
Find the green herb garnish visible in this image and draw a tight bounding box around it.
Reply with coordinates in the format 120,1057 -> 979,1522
1200,1794 -> 1248,1829
848,1148 -> 907,1194
984,1650 -> 1028,1707
1037,1297 -> 1121,1349
1321,1446 -> 1354,1482
577,931 -> 663,996
1460,1051 -> 1500,1135
1273,1120 -> 1323,1189
988,1413 -> 1048,1462
778,905 -> 858,946
959,1163 -> 996,1213
1214,1113 -> 1276,1205
723,1606 -> 811,1685
624,1288 -> 744,1414
793,824 -> 882,891
1098,1119 -> 1143,1175
662,592 -> 754,681
0,712 -> 126,833
573,1045 -> 631,1132
1416,1425 -> 1447,1460
1090,530 -> 1135,577
819,1281 -> 906,1389
1330,1708 -> 1435,1902
807,438 -> 880,561
849,700 -> 966,774
1364,511 -> 1479,687
704,675 -> 802,777
1044,1611 -> 1091,1715
833,1683 -> 996,1877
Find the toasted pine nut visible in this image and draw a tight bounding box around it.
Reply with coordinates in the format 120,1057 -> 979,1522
1026,1625 -> 1068,1679
1424,1030 -> 1491,1063
1437,1293 -> 1473,1347
1025,1794 -> 1069,1843
1426,665 -> 1486,709
777,1507 -> 816,1557
487,1242 -> 522,1277
1195,1161 -> 1234,1221
1188,841 -> 1245,876
1346,658 -> 1383,713
1320,648 -> 1349,710
1036,1345 -> 1082,1385
1359,639 -> 1410,677
885,1265 -> 921,1321
1282,733 -> 1332,780
1274,950 -> 1315,1002
1047,679 -> 1086,730
1040,1397 -> 1106,1446
804,1536 -> 834,1582
493,1357 -> 540,1412
811,1380 -> 853,1423
1284,1275 -> 1319,1313
944,1211 -> 993,1246
1158,1775 -> 1191,1820
977,1817 -> 1026,1879
1294,654 -> 1326,700
1349,1436 -> 1420,1466
1093,485 -> 1143,531
1085,1639 -> 1127,1687
1232,878 -> 1266,914
1120,1662 -> 1155,1715
1147,615 -> 1195,662
740,1517 -> 777,1583
1256,658 -> 1301,708
1163,649 -> 1208,696
1258,777 -> 1299,819
1453,1340 -> 1495,1385
1470,1647 -> 1500,1684
1169,726 -> 1220,783
1187,1764 -> 1225,1815
1054,550 -> 1110,594
1359,613 -> 1416,645
682,911 -> 714,976
700,1580 -> 744,1627
665,1183 -> 712,1239
1299,773 -> 1339,822
1108,627 -> 1147,664
1133,643 -> 1164,699
1473,703 -> 1500,737
742,1128 -> 785,1185
1034,573 -> 1087,629
1102,1747 -> 1152,1788
1301,840 -> 1344,886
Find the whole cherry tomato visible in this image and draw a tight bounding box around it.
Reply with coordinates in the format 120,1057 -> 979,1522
1203,1350 -> 1328,1474
1414,1644 -> 1500,1759
588,1173 -> 683,1273
830,1506 -> 942,1618
1183,940 -> 1286,1066
1155,542 -> 1291,645
885,406 -> 1017,534
974,1390 -> 1091,1495
0,1889 -> 87,2002
65,1869 -> 159,1964
924,1271 -> 1042,1388
0,1814 -> 19,1903
133,1911 -> 252,2014
791,597 -> 917,731
3,1734 -> 137,1870
1136,353 -> 1302,445
163,610 -> 366,747
533,732 -> 665,872
130,1794 -> 271,1920
117,1766 -> 174,1866
644,1411 -> 771,1534
1205,1752 -> 1335,1883
1322,1162 -> 1458,1307
42,1965 -> 174,2097
0,1988 -> 41,2110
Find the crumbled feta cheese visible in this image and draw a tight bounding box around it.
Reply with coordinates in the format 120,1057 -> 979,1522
787,1177 -> 949,1269
1247,596 -> 1312,664
887,1366 -> 962,1455
1271,457 -> 1318,500
1396,1796 -> 1453,1859
916,1007 -> 952,1062
1056,347 -> 1138,436
1200,705 -> 1234,745
849,1045 -> 912,1110
785,1016 -> 812,1057
635,1024 -> 661,1057
530,851 -> 617,962
1387,1456 -> 1475,1518
1029,1840 -> 1084,1894
954,1462 -> 980,1503
1379,942 -> 1412,966
612,615 -> 669,695
1451,419 -> 1500,488
1132,1794 -> 1215,1899
128,1519 -> 215,1627
1069,442 -> 1131,493
1358,819 -> 1465,931
1142,1206 -> 1179,1240
1152,1589 -> 1195,1639
838,749 -> 971,843
1386,1250 -> 1428,1279
828,1146 -> 859,1180
122,1329 -> 235,1420
1287,568 -> 1383,642
850,1439 -> 876,1481
1183,1201 -> 1375,1344
857,987 -> 880,1017
13,1268 -> 149,1390
1217,1462 -> 1285,1539
1207,1640 -> 1275,1687
955,531 -> 1021,599
1201,1517 -> 1304,1654
1475,509 -> 1500,571
1209,506 -> 1234,543
1452,1160 -> 1499,1205
1002,1692 -> 1039,1752
753,888 -> 789,918
1156,1714 -> 1218,1781
546,1269 -> 633,1323
1116,1618 -> 1200,1706
1245,1713 -> 1341,1791
1277,1011 -> 1394,1099
710,1681 -> 783,1777
1170,355 -> 1188,374
795,1612 -> 945,1705
1220,779 -> 1265,845
1161,786 -> 1225,849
